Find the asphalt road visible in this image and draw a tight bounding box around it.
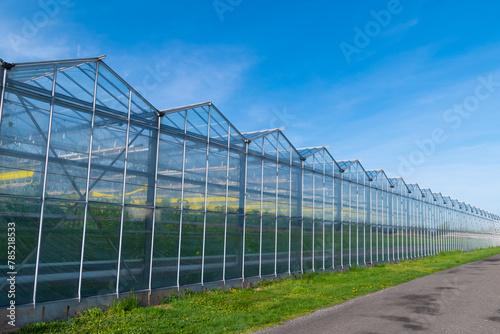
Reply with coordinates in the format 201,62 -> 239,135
253,254 -> 500,334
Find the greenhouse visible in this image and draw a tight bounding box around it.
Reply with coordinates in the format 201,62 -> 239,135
0,56 -> 499,313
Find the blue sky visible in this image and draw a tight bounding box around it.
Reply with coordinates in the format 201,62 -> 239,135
2,0 -> 500,212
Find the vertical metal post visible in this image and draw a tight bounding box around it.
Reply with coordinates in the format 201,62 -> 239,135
363,173 -> 371,265
375,180 -> 378,263
421,199 -> 424,257
415,198 -> 418,257
259,137 -> 264,278
274,134 -> 279,276
301,160 -> 304,273
33,64 -> 58,306
418,199 -> 421,257
0,68 -> 7,125
288,148 -> 292,275
78,62 -> 102,302
176,110 -> 188,289
369,178 -> 372,264
332,170 -> 335,269
405,194 -> 408,259
222,125 -> 231,283
116,88 -> 132,297
312,157 -> 315,271
348,169 -> 352,267
340,171 -> 343,267
387,185 -> 396,261
425,199 -> 428,257
381,180 -> 384,262
396,188 -> 399,261
241,142 -> 249,281
147,113 -> 161,296
424,200 -> 427,257
322,152 -> 326,271
356,165 -> 359,266
200,107 -> 212,286
433,201 -> 436,255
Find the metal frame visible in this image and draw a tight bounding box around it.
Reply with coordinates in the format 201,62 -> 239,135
0,68 -> 6,125
1,56 -> 498,311
32,64 -> 58,306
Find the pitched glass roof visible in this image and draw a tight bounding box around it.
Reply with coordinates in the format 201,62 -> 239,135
4,56 -> 494,215
337,160 -> 357,171
297,146 -> 326,159
366,169 -> 382,180
6,56 -> 159,121
388,177 -> 401,186
242,128 -> 281,140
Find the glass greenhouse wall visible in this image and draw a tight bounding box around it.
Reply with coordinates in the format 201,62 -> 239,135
0,57 -> 499,308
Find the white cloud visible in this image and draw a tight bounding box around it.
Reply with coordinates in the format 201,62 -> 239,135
107,43 -> 256,111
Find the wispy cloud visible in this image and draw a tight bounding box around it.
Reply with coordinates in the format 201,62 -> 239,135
112,42 -> 256,110
382,18 -> 419,36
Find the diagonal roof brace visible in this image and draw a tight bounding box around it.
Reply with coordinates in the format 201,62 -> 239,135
366,169 -> 384,181
297,146 -> 329,160
337,159 -> 359,173
242,127 -> 285,143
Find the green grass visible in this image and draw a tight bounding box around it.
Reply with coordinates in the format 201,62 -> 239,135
22,247 -> 500,334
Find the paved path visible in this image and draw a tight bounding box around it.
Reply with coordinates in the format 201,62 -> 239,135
254,254 -> 500,334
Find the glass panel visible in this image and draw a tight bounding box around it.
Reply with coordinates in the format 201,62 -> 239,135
156,133 -> 184,209
36,201 -> 84,303
183,140 -> 207,211
45,104 -> 91,199
81,204 -> 121,297
261,217 -> 275,276
334,222 -> 341,267
262,163 -> 276,216
186,106 -> 209,138
151,209 -> 180,289
208,108 -> 229,145
290,218 -> 301,272
96,65 -> 129,114
118,207 -> 153,293
203,213 -> 225,282
342,223 -> 349,266
324,221 -> 333,268
179,212 -> 203,285
0,94 -> 50,197
314,220 -> 323,271
263,133 -> 278,159
55,62 -> 96,104
227,152 -> 243,214
303,218 -> 313,271
277,164 -> 290,218
162,110 -> 186,132
0,198 -> 40,307
130,92 -> 156,122
244,215 -> 260,278
351,224 -> 358,265
124,123 -> 157,206
246,156 -> 262,216
276,217 -> 289,274
89,114 -> 127,203
206,148 -> 227,212
225,214 -> 243,280
7,64 -> 54,93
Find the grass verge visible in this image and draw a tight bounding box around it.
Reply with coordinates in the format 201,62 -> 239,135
22,248 -> 500,334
